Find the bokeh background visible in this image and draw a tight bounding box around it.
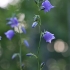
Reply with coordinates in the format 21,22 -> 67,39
0,0 -> 70,70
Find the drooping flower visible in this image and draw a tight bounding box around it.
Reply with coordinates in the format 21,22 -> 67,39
43,31 -> 55,43
7,17 -> 19,28
32,22 -> 38,28
41,0 -> 54,12
5,30 -> 15,40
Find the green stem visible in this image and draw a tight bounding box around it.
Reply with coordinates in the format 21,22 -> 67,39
18,27 -> 22,70
37,0 -> 42,70
37,30 -> 42,70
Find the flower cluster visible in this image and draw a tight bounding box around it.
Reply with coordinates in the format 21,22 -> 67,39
5,16 -> 19,40
2,0 -> 55,70
5,15 -> 29,47
32,0 -> 55,43
4,0 -> 55,42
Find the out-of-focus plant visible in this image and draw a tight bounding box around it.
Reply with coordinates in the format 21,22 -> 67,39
2,0 -> 56,70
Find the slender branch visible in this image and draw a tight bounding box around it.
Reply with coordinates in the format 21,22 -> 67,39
34,0 -> 42,70
37,29 -> 42,70
18,27 -> 22,70
37,0 -> 42,70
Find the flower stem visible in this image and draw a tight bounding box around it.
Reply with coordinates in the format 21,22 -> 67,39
37,0 -> 42,69
18,27 -> 22,70
37,30 -> 42,70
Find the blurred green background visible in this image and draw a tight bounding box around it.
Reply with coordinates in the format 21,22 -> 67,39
0,0 -> 70,70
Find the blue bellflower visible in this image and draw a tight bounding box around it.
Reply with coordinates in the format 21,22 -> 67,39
43,31 -> 55,43
7,17 -> 19,28
5,30 -> 15,40
42,0 -> 54,12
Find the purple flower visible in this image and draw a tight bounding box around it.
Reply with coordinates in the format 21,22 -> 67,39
41,0 -> 54,12
21,26 -> 26,34
43,31 -> 55,43
5,30 -> 15,40
7,17 -> 19,28
32,22 -> 38,28
24,40 -> 29,47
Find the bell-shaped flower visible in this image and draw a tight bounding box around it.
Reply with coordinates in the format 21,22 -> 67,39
5,30 -> 15,40
41,0 -> 54,12
43,31 -> 55,43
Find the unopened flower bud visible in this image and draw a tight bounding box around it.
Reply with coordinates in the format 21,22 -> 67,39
32,22 -> 38,28
34,15 -> 39,21
21,26 -> 26,34
23,40 -> 29,47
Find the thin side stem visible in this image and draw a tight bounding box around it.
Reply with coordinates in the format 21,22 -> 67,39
18,27 -> 22,70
